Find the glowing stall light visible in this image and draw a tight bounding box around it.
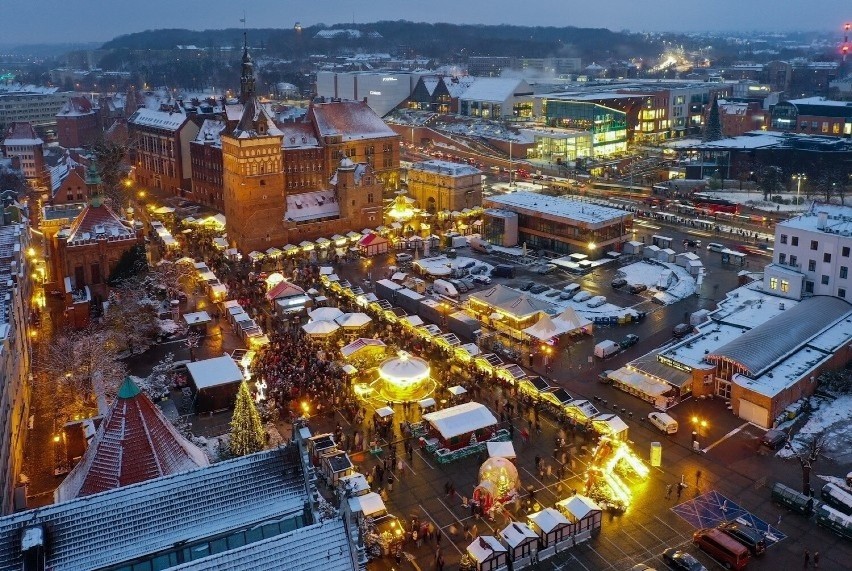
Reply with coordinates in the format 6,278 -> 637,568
386,192 -> 416,222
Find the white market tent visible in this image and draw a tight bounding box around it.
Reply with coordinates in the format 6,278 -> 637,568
302,320 -> 340,336
348,492 -> 387,518
186,355 -> 244,391
487,441 -> 516,459
448,385 -> 467,396
418,397 -> 436,409
341,364 -> 358,375
375,406 -> 394,418
335,312 -> 372,328
556,495 -> 602,522
528,508 -> 570,534
309,307 -> 345,322
183,311 -> 211,326
457,343 -> 481,358
402,315 -> 424,327
555,307 -> 592,332
422,402 -> 497,440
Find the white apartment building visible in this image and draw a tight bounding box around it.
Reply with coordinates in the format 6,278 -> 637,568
764,204 -> 852,300
0,86 -> 72,131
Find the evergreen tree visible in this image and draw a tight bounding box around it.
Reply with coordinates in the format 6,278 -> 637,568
230,381 -> 265,456
702,96 -> 723,142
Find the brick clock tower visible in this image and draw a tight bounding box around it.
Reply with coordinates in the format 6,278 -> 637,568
223,37 -> 288,253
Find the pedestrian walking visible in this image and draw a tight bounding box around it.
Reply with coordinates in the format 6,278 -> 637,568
804,549 -> 810,567
444,481 -> 451,496
813,551 -> 819,568
665,484 -> 673,499
676,482 -> 684,499
777,514 -> 783,527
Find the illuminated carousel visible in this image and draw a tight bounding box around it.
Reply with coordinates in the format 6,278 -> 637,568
362,350 -> 437,404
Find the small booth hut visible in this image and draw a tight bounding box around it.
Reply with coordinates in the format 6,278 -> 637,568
320,450 -> 354,486
306,433 -> 338,467
555,494 -> 603,543
591,414 -> 629,441
500,522 -> 539,570
185,356 -> 244,413
527,508 -> 572,561
421,402 -> 503,462
358,232 -> 390,257
464,536 -> 508,571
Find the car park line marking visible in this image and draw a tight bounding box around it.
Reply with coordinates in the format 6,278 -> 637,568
653,514 -> 692,540
702,421 -> 750,453
552,552 -> 593,571
413,448 -> 436,470
600,533 -> 634,563
418,504 -> 463,555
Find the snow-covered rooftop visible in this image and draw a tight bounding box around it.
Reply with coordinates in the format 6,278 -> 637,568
409,159 -> 481,177
0,447 -> 310,571
193,119 -> 226,146
778,204 -> 852,235
485,192 -> 628,226
285,190 -> 340,223
128,108 -> 189,131
186,355 -> 244,390
787,96 -> 852,108
422,402 -> 497,439
660,322 -> 748,370
310,100 -> 396,141
458,77 -> 531,103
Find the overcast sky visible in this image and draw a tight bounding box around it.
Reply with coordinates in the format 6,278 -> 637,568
2,0 -> 849,44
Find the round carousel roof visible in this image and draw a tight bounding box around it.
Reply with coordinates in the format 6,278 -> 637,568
378,352 -> 430,383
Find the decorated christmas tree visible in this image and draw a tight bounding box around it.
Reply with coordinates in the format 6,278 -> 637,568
230,381 -> 265,456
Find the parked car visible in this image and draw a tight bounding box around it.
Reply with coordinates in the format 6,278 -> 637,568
395,253 -> 413,263
683,238 -> 701,247
535,263 -> 558,275
470,265 -> 488,275
529,284 -> 549,294
620,334 -> 639,349
760,429 -> 788,450
572,291 -> 592,302
446,249 -> 458,259
587,295 -> 607,308
661,548 -> 707,571
611,277 -> 628,288
544,289 -> 561,298
460,278 -> 476,290
672,323 -> 694,338
598,370 -> 614,383
717,521 -> 767,556
519,281 -> 535,291
472,275 -> 492,285
628,283 -> 648,294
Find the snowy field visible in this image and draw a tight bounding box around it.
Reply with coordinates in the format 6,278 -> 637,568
777,394 -> 852,462
615,261 -> 697,305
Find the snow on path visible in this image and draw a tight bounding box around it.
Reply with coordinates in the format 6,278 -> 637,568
777,394 -> 852,461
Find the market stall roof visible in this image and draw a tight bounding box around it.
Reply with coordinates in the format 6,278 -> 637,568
523,314 -> 572,341
154,206 -> 175,214
528,507 -> 570,534
183,311 -> 211,326
607,367 -> 671,397
247,251 -> 264,260
302,320 -> 340,336
358,233 -> 388,247
265,247 -> 282,257
500,522 -> 538,548
487,441 -> 516,459
567,399 -> 599,419
422,402 -> 497,440
338,473 -> 370,496
309,307 -> 345,322
467,536 -> 507,562
283,243 -> 298,252
436,332 -> 461,346
347,491 -> 386,517
402,315 -> 424,327
477,353 -> 504,367
375,406 -> 394,418
223,299 -> 241,309
417,324 -> 442,337
186,356 -> 244,390
555,307 -> 593,331
457,343 -> 480,356
212,237 -> 228,249
375,299 -> 393,311
341,338 -> 386,359
521,376 -> 551,393
447,385 -> 467,396
543,387 -> 573,406
593,414 -> 629,436
335,312 -> 372,328
319,266 -> 334,275
198,271 -> 217,282
346,231 -> 361,239
265,280 -> 305,301
418,397 -> 436,409
315,237 -> 331,246
341,364 -> 357,375
210,283 -> 228,296
499,363 -> 527,380
557,495 -> 602,522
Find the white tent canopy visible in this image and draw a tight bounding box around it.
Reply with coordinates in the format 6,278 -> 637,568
555,307 -> 593,331
422,402 -> 497,440
487,441 -> 516,459
302,320 -> 340,336
347,491 -> 386,518
418,397 -> 436,409
335,312 -> 372,328
375,406 -> 394,418
309,307 -> 345,322
448,385 -> 467,396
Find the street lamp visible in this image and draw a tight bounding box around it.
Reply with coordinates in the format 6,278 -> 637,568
792,173 -> 807,205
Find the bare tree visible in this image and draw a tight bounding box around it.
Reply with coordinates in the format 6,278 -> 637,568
38,325 -> 127,419
103,281 -> 161,355
785,431 -> 827,496
185,331 -> 201,362
135,353 -> 175,402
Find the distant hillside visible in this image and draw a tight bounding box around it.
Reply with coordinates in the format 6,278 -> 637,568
101,20 -> 661,61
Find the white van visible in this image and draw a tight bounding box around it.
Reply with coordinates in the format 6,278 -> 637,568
707,242 -> 725,253
559,283 -> 580,300
648,412 -> 678,434
432,279 -> 459,298
593,340 -> 620,359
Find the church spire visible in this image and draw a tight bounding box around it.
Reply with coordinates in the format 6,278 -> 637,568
239,32 -> 256,104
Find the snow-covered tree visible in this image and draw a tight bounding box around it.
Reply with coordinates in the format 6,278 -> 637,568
135,353 -> 175,401
230,381 -> 265,457
702,96 -> 723,142
103,282 -> 161,355
39,324 -> 127,419
149,258 -> 194,302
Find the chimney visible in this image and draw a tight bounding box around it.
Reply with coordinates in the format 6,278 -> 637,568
817,211 -> 828,230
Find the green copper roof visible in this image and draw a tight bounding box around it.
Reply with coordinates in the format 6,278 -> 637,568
117,376 -> 141,399
85,162 -> 102,186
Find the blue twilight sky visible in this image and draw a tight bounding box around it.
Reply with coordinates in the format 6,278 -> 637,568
0,0 -> 849,44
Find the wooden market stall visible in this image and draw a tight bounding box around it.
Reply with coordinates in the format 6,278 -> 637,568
500,522 -> 539,570
465,536 -> 509,571
555,494 -> 603,543
527,508 -> 572,561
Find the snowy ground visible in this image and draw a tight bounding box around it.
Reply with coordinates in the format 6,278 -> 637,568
777,394 -> 852,462
701,191 -> 807,213
615,261 -> 697,305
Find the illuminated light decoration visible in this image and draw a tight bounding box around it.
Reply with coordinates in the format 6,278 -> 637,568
265,272 -> 285,288
369,350 -> 436,403
386,192 -> 416,222
581,436 -> 649,511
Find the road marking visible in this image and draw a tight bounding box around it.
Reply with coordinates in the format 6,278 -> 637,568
702,421 -> 750,453
418,503 -> 463,555
413,447 -> 436,470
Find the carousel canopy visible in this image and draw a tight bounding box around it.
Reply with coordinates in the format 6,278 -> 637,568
378,352 -> 430,385
309,307 -> 345,322
422,402 -> 497,440
302,320 -> 340,336
335,312 -> 372,328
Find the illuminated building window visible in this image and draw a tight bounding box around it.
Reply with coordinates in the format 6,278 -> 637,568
780,280 -> 789,293
769,277 -> 778,290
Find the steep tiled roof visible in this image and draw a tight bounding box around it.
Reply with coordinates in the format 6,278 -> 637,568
3,121 -> 43,145
57,96 -> 94,117
280,121 -> 320,148
0,447 -> 310,571
310,100 -> 396,141
232,97 -> 283,138
64,202 -> 135,245
54,377 -> 209,502
169,520 -> 357,571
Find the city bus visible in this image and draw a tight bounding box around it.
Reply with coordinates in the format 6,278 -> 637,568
692,193 -> 739,215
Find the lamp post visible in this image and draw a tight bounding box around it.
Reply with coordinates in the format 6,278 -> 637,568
792,173 -> 807,205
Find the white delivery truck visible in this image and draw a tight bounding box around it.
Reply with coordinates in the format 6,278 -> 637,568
433,279 -> 459,298
593,340 -> 620,359
468,236 -> 493,254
